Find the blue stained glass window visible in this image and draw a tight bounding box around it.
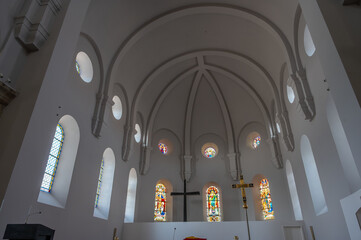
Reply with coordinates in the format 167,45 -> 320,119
41,124 -> 64,192
95,159 -> 104,208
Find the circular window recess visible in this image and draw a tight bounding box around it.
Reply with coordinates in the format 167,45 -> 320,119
134,124 -> 141,143
287,85 -> 295,103
201,143 -> 219,158
158,138 -> 173,155
112,96 -> 122,120
75,51 -> 93,83
247,132 -> 261,150
304,25 -> 316,57
276,123 -> 281,133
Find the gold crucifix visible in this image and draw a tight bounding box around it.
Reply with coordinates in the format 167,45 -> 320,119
232,175 -> 254,209
113,228 -> 119,240
232,175 -> 254,240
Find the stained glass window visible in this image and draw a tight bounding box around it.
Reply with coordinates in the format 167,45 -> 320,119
95,159 -> 104,208
75,61 -> 80,74
154,183 -> 167,221
252,136 -> 261,149
158,143 -> 168,155
260,178 -> 274,220
206,186 -> 221,222
41,124 -> 64,192
204,147 -> 216,158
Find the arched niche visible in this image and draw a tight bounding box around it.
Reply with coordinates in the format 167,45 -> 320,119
238,122 -> 280,170
124,168 -> 137,223
251,174 -> 275,221
202,182 -> 223,222
300,135 -> 328,216
285,160 -> 303,220
152,128 -> 181,157
37,115 -> 80,208
154,179 -> 173,222
238,122 -> 268,151
326,96 -> 361,192
93,148 -> 116,220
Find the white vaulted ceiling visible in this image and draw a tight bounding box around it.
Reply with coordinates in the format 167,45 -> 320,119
83,0 -> 303,172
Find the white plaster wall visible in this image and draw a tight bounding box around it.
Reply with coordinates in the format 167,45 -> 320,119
0,0 -> 359,240
275,14 -> 352,240
122,220 -> 305,240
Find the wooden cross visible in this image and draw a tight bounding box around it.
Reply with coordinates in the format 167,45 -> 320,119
232,175 -> 254,209
171,179 -> 200,222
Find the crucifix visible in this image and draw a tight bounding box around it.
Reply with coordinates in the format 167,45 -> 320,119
232,175 -> 254,240
171,179 -> 200,222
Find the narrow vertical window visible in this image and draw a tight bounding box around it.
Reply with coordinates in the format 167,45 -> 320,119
41,124 -> 64,192
206,186 -> 221,222
95,159 -> 104,208
260,178 -> 274,220
154,183 -> 167,221
124,168 -> 137,223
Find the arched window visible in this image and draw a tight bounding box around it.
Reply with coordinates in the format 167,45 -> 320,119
259,178 -> 274,220
286,160 -> 303,220
206,186 -> 221,222
154,183 -> 167,222
38,115 -> 80,208
40,124 -> 64,192
94,159 -> 104,208
300,135 -> 328,216
124,168 -> 137,223
93,148 -> 116,220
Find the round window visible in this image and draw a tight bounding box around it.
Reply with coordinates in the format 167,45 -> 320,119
287,85 -> 295,104
276,123 -> 281,133
201,143 -> 218,158
134,124 -> 141,143
158,143 -> 168,155
304,26 -> 316,57
112,96 -> 122,120
75,52 -> 93,83
247,132 -> 261,150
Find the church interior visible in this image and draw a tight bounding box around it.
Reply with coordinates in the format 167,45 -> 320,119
1,0 -> 361,239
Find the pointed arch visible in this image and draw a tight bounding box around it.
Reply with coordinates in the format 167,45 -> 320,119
93,148 -> 116,220
202,182 -> 223,222
124,168 -> 138,223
